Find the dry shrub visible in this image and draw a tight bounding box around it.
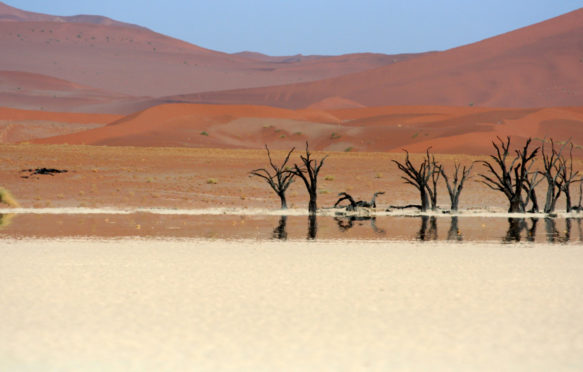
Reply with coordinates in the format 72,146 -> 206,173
0,187 -> 19,208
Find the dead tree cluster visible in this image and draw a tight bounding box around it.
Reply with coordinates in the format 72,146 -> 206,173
250,142 -> 327,214
479,137 -> 582,214
392,148 -> 473,212
251,137 -> 581,215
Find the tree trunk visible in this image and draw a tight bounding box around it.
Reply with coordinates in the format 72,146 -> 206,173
451,195 -> 459,211
529,188 -> 539,213
544,183 -> 555,213
420,188 -> 429,212
308,194 -> 317,215
279,193 -> 288,209
509,195 -> 523,213
566,191 -> 572,212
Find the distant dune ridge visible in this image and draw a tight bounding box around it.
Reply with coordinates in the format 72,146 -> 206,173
0,2 -> 582,154
0,1 -> 411,108
173,8 -> 583,109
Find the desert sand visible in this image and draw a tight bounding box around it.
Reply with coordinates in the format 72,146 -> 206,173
0,238 -> 582,371
0,144 -> 515,211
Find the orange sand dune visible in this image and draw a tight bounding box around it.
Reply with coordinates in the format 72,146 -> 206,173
176,8 -> 583,109
30,103 -> 583,155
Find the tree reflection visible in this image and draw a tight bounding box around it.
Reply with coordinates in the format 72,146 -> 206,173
526,218 -> 538,242
334,216 -> 385,234
0,214 -> 15,229
307,214 -> 317,240
417,216 -> 437,241
272,215 -> 288,240
544,217 -> 571,243
504,218 -> 538,243
447,216 -> 462,241
504,218 -> 523,242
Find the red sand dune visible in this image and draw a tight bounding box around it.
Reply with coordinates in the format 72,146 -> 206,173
175,8 -> 583,109
29,103 -> 583,155
0,2 -> 407,100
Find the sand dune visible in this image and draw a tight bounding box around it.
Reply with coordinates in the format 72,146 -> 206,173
27,103 -> 583,155
0,3 -> 407,101
176,8 -> 583,108
0,70 -> 144,114
0,106 -> 120,143
0,1 -> 146,29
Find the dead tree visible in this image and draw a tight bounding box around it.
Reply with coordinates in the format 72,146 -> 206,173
292,142 -> 328,214
334,192 -> 358,210
356,192 -> 385,208
335,191 -> 385,211
250,145 -> 295,209
479,137 -> 539,213
440,162 -> 473,211
392,150 -> 431,211
557,143 -> 581,212
524,166 -> 543,213
425,149 -> 442,211
540,139 -> 566,213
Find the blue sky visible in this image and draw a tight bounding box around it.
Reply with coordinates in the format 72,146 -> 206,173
6,0 -> 582,55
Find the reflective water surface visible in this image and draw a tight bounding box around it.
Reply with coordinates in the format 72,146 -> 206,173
1,212 -> 583,243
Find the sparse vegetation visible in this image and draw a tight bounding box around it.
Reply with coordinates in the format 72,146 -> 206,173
206,178 -> 218,184
200,131 -> 209,136
0,187 -> 19,208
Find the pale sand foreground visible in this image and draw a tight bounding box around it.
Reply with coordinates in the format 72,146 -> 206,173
1,239 -> 582,371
